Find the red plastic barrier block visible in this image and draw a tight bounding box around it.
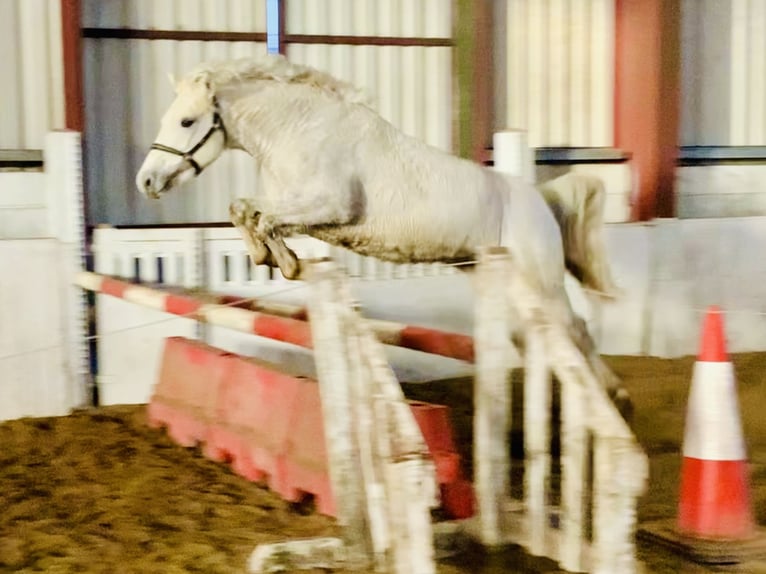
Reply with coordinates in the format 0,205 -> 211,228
206,355 -> 305,491
409,401 -> 457,454
430,450 -> 462,486
148,337 -> 232,447
409,401 -> 463,484
147,402 -> 210,449
441,479 -> 476,520
279,380 -> 335,516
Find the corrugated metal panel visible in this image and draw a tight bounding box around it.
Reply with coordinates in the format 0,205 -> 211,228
681,0 -> 766,146
286,0 -> 451,37
0,0 -> 65,149
500,0 -> 614,148
731,0 -> 766,145
286,44 -> 452,151
285,0 -> 452,151
82,0 -> 267,32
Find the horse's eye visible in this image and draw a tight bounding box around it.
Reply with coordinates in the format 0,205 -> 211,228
180,118 -> 195,128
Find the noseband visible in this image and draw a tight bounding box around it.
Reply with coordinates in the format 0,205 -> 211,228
150,109 -> 227,176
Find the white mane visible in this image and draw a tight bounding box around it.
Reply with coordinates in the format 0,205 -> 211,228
184,54 -> 371,106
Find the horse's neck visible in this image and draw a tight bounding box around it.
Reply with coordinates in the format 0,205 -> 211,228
219,82 -> 331,158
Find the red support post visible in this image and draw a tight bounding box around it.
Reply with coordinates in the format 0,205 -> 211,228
61,0 -> 84,132
614,0 -> 681,220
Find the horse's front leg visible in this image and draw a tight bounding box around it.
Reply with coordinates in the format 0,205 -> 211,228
229,198 -> 307,281
252,189 -> 357,280
230,199 -> 273,266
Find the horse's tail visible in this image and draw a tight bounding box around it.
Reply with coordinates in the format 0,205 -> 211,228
537,173 -> 620,298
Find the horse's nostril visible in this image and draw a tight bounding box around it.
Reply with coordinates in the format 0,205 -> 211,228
144,177 -> 152,189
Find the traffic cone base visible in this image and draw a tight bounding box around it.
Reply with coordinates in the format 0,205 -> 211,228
677,457 -> 754,540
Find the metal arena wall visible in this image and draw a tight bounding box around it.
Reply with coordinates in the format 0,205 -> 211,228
0,0 -> 66,149
4,2 -> 766,224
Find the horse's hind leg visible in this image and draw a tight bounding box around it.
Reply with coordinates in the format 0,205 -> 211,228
568,314 -> 633,419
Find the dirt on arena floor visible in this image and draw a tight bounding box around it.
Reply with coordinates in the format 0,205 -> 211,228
1,353 -> 766,573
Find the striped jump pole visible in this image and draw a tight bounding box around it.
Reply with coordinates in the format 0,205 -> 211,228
75,271 -> 475,363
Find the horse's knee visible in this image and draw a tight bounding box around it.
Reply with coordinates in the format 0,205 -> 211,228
229,199 -> 260,228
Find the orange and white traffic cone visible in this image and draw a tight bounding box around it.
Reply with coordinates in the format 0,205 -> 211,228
676,305 -> 754,539
640,306 -> 766,564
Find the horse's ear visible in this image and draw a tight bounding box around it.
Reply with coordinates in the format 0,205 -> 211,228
190,71 -> 215,102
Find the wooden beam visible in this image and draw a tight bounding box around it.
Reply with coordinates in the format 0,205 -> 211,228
82,28 -> 267,42
614,0 -> 681,220
61,0 -> 84,132
277,0 -> 287,55
456,0 -> 494,162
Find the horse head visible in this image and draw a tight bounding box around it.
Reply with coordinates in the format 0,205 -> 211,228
136,72 -> 227,198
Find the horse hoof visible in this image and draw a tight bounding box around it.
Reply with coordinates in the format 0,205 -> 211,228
611,388 -> 634,423
279,259 -> 304,281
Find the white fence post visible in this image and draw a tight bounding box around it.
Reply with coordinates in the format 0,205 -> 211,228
592,438 -> 646,574
473,246 -> 513,545
558,362 -> 588,571
306,259 -> 371,568
305,258 -> 436,574
523,325 -> 552,557
474,245 -> 648,572
355,324 -> 436,574
45,130 -> 90,409
493,130 -> 536,184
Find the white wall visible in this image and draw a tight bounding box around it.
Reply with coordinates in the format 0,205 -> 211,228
0,133 -> 88,421
0,172 -> 48,238
676,165 -> 766,218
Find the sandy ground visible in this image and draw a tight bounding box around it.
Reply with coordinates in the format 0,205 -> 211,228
1,353 -> 766,573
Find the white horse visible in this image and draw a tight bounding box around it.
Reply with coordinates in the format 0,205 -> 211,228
136,54 -> 623,399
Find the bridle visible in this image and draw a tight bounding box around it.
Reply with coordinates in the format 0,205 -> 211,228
149,105 -> 227,176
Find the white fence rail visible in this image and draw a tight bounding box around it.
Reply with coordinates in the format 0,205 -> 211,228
90,226 -> 459,404
92,226 -> 457,291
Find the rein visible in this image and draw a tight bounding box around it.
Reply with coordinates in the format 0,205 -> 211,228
150,108 -> 227,176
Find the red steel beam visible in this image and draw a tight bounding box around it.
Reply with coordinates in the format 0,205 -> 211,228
61,0 -> 84,132
614,0 -> 681,220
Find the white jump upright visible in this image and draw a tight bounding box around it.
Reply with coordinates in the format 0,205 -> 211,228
472,247 -> 648,573
248,258 -> 437,574
473,246 -> 513,545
